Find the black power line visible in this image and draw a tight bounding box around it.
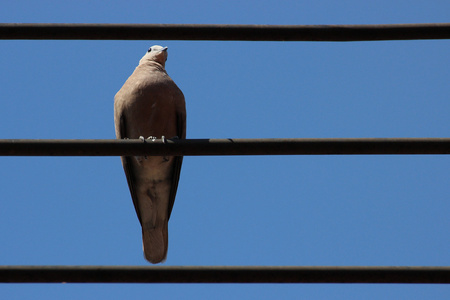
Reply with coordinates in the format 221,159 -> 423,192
1,23 -> 449,41
1,266 -> 449,284
0,138 -> 449,156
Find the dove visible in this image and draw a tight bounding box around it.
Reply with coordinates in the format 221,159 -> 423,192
114,45 -> 186,263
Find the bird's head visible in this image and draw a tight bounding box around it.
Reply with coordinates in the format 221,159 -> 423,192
139,45 -> 168,67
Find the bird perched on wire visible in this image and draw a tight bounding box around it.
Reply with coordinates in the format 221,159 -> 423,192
114,45 -> 186,263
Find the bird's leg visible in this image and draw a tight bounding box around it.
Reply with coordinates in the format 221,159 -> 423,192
140,136 -> 158,141
139,136 -> 157,159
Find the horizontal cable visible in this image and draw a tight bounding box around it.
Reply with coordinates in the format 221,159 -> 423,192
0,138 -> 449,156
1,266 -> 449,284
1,23 -> 449,41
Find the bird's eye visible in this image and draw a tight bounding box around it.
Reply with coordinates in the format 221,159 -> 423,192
147,48 -> 152,53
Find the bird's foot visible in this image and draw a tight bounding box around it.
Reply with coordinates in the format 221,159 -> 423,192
140,136 -> 158,142
138,136 -> 157,159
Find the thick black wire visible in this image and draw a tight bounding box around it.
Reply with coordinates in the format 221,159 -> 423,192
1,266 -> 449,284
0,138 -> 449,156
1,23 -> 449,41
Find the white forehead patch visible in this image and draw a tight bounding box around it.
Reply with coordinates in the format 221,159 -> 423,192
147,45 -> 168,53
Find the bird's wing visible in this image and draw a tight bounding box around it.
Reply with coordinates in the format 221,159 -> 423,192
167,109 -> 186,219
118,113 -> 143,224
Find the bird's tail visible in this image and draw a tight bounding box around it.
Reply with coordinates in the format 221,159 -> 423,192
142,222 -> 168,264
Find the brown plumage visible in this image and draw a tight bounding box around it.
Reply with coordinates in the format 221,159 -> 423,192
114,45 -> 186,263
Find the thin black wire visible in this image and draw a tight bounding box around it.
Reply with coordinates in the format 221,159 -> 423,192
0,138 -> 449,156
1,266 -> 449,284
1,23 -> 449,41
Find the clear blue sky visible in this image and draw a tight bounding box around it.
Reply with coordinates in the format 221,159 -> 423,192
1,1 -> 449,299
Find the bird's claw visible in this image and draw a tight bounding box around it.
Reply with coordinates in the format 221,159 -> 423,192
138,136 -> 156,160
140,136 -> 157,142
